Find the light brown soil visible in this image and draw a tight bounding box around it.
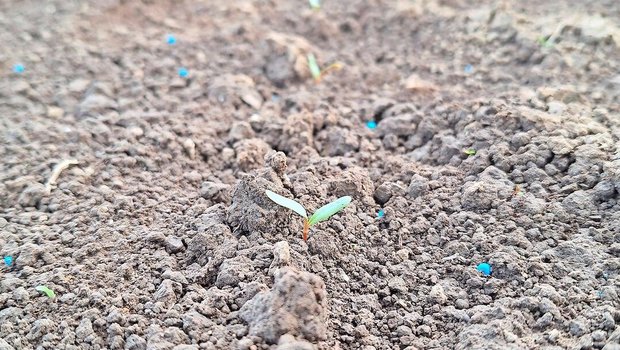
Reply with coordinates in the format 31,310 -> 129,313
1,0 -> 619,349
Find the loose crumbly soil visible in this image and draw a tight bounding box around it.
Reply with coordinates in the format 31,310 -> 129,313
1,0 -> 620,349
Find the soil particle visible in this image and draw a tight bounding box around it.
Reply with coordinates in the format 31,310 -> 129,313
240,267 -> 327,344
3,1 -> 620,349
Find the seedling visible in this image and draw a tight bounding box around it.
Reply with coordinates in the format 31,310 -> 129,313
306,53 -> 343,83
537,36 -> 553,48
265,190 -> 352,241
512,185 -> 524,196
464,148 -> 476,156
309,0 -> 321,9
35,285 -> 56,298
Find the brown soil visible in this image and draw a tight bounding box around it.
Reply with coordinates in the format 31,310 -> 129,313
1,0 -> 620,349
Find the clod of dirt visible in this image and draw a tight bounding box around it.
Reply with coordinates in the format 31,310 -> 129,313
461,166 -> 514,211
200,181 -> 231,203
403,73 -> 438,92
77,94 -> 118,118
207,74 -> 263,109
264,32 -> 318,86
17,183 -> 47,207
234,138 -> 272,172
239,267 -> 328,344
227,152 -> 294,235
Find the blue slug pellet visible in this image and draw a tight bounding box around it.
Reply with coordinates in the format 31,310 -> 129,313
166,34 -> 176,45
464,64 -> 473,74
13,64 -> 25,74
366,120 -> 377,129
178,67 -> 188,78
377,209 -> 385,218
477,262 -> 492,276
4,256 -> 13,267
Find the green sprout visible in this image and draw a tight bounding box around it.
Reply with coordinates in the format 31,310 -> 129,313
307,53 -> 343,83
309,0 -> 321,9
537,36 -> 553,48
265,190 -> 352,241
464,148 -> 477,156
35,285 -> 56,298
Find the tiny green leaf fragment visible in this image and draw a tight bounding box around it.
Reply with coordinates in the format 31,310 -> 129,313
309,0 -> 321,9
309,196 -> 352,226
35,285 -> 56,298
537,36 -> 553,48
265,190 -> 307,218
464,148 -> 476,156
307,53 -> 321,81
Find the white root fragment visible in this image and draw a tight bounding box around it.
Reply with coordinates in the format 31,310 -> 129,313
45,159 -> 79,194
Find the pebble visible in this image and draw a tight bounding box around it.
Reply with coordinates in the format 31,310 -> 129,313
476,263 -> 492,276
47,106 -> 64,119
429,284 -> 447,304
387,276 -> 408,293
165,236 -> 185,253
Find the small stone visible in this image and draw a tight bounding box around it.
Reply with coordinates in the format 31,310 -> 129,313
455,299 -> 469,309
229,122 -> 255,142
591,330 -> 607,342
125,334 -> 147,350
547,101 -> 566,114
18,183 -> 47,207
165,236 -> 185,253
277,341 -> 314,350
374,183 -> 393,205
183,139 -> 196,160
27,318 -> 55,340
569,318 -> 589,337
240,91 -> 263,109
76,318 -> 95,342
162,270 -> 188,285
429,284 -> 447,304
408,175 -> 429,198
403,74 -> 438,92
200,181 -> 230,201
153,280 -> 181,309
271,241 -> 291,269
47,106 -> 64,118
387,276 -> 408,293
237,338 -> 254,350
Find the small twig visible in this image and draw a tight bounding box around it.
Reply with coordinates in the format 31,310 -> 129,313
45,159 -> 79,194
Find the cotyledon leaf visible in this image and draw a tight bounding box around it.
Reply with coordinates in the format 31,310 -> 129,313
308,196 -> 352,226
265,190 -> 307,218
35,285 -> 56,298
307,53 -> 321,80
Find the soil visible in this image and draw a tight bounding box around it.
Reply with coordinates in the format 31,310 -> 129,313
1,0 -> 620,349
